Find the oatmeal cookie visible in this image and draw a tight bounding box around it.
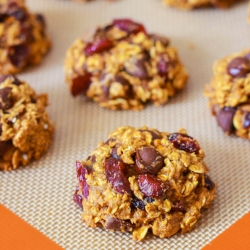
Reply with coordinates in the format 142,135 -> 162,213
204,50 -> 250,139
0,75 -> 54,170
0,0 -> 51,74
64,19 -> 188,110
162,0 -> 240,10
73,126 -> 216,241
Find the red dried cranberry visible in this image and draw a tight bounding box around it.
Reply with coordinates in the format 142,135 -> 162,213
135,147 -> 164,174
85,38 -> 113,55
138,174 -> 168,198
168,133 -> 200,154
8,44 -> 29,68
106,218 -> 132,232
216,107 -> 236,134
227,57 -> 250,78
0,87 -> 13,110
76,161 -> 90,199
71,73 -> 92,97
112,19 -> 146,34
0,140 -> 12,156
105,157 -> 132,195
244,112 -> 250,129
204,174 -> 215,190
73,186 -> 83,209
171,201 -> 186,213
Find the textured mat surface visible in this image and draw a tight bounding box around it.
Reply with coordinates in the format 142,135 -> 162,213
0,0 -> 250,249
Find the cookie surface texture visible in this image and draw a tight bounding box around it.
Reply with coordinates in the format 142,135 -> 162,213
73,126 -> 216,241
65,19 -> 188,110
0,75 -> 54,170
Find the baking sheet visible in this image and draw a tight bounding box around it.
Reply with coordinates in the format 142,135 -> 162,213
0,0 -> 250,249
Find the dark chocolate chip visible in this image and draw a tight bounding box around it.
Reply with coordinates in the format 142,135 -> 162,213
144,197 -> 155,203
0,140 -> 12,156
106,218 -> 132,232
244,112 -> 250,129
131,197 -> 146,210
204,174 -> 215,190
171,201 -> 186,213
139,129 -> 162,140
125,55 -> 149,79
227,57 -> 250,78
135,147 -> 164,174
8,44 -> 29,68
35,14 -> 46,27
216,107 -> 236,134
111,147 -> 120,159
0,87 -> 13,110
150,34 -> 169,46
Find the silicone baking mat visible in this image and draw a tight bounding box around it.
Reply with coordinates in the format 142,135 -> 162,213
0,0 -> 250,249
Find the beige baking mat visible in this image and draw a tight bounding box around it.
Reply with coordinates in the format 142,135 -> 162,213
0,0 -> 250,249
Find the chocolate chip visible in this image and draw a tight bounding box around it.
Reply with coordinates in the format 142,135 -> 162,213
8,44 -> 29,68
0,87 -> 13,110
0,140 -> 12,156
216,107 -> 236,134
139,129 -> 162,140
144,197 -> 155,203
227,57 -> 250,78
131,197 -> 146,210
204,174 -> 215,190
106,218 -> 132,232
244,112 -> 250,129
135,147 -> 164,174
111,147 -> 120,159
171,201 -> 186,213
157,54 -> 173,78
150,34 -> 169,46
35,14 -> 46,27
125,54 -> 149,79
0,75 -> 21,86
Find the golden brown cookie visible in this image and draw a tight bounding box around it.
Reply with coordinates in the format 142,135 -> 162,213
64,19 -> 188,110
73,126 -> 216,241
0,75 -> 54,170
204,50 -> 250,139
0,0 -> 51,74
163,0 -> 241,10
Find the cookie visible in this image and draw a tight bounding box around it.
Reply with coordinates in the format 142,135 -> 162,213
0,75 -> 54,170
204,50 -> 250,139
73,126 -> 216,241
64,19 -> 188,110
162,0 -> 240,10
0,0 -> 51,74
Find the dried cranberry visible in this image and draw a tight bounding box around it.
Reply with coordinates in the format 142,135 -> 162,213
71,73 -> 92,97
244,112 -> 250,129
112,19 -> 146,34
157,55 -> 173,78
106,218 -> 132,232
171,201 -> 186,213
76,161 -> 90,199
0,140 -> 12,156
131,197 -> 146,210
8,44 -> 29,68
227,57 -> 250,78
138,174 -> 168,198
0,87 -> 13,110
139,130 -> 162,140
216,107 -> 236,134
105,157 -> 132,195
204,174 -> 215,190
168,133 -> 200,154
73,186 -> 83,209
135,147 -> 164,174
85,38 -> 113,55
